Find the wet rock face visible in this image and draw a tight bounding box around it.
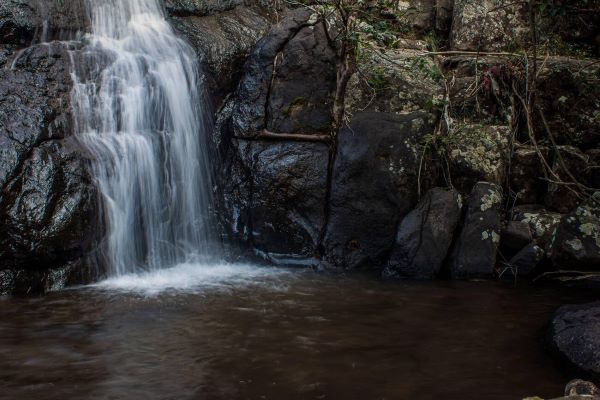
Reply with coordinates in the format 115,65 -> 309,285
0,0 -> 88,45
322,112 -> 435,270
450,182 -> 503,279
551,200 -> 600,271
169,4 -> 271,109
165,0 -> 243,17
549,302 -> 600,383
0,42 -> 100,284
384,187 -> 462,280
223,140 -> 328,264
0,0 -> 37,45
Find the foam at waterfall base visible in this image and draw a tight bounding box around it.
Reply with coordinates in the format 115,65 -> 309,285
92,262 -> 294,296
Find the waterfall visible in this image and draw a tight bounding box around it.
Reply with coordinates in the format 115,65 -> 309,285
70,0 -> 216,276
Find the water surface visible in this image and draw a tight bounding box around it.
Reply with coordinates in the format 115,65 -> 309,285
0,265 -> 591,399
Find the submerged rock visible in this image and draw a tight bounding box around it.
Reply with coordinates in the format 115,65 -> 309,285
549,302 -> 600,383
322,111 -> 435,270
384,187 -> 462,280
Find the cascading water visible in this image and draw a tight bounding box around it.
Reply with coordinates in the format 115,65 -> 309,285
70,0 -> 216,276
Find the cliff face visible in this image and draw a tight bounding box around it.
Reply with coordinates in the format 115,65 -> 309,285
0,0 -> 599,294
214,1 -> 600,279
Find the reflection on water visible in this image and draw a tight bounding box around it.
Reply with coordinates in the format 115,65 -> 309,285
0,265 -> 593,400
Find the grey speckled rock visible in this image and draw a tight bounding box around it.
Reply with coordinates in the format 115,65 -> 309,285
549,302 -> 600,383
322,111 -> 436,270
551,199 -> 600,271
384,187 -> 463,280
450,181 -> 503,279
450,0 -> 527,52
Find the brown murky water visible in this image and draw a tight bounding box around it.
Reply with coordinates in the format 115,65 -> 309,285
0,265 -> 592,400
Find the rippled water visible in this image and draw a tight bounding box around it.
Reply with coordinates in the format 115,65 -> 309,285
0,266 -> 592,400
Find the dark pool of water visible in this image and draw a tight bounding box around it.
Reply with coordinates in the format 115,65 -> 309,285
0,266 -> 593,400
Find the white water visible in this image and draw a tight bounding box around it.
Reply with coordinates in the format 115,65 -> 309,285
71,0 -> 216,276
92,263 -> 294,296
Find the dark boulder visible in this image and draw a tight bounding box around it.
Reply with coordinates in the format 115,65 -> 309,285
266,22 -> 336,135
450,181 -> 503,279
501,220 -> 533,255
503,243 -> 544,277
549,302 -> 600,383
384,187 -> 462,280
222,139 -> 329,265
509,144 -> 549,205
0,42 -> 101,293
229,8 -> 317,139
551,199 -> 600,271
321,111 -> 435,270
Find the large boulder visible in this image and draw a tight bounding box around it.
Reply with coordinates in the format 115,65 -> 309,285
551,199 -> 600,271
549,302 -> 600,383
321,111 -> 435,270
450,181 -> 503,279
384,187 -> 462,279
450,0 -> 528,52
229,8 -> 335,139
0,42 -> 101,294
222,139 -> 329,265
